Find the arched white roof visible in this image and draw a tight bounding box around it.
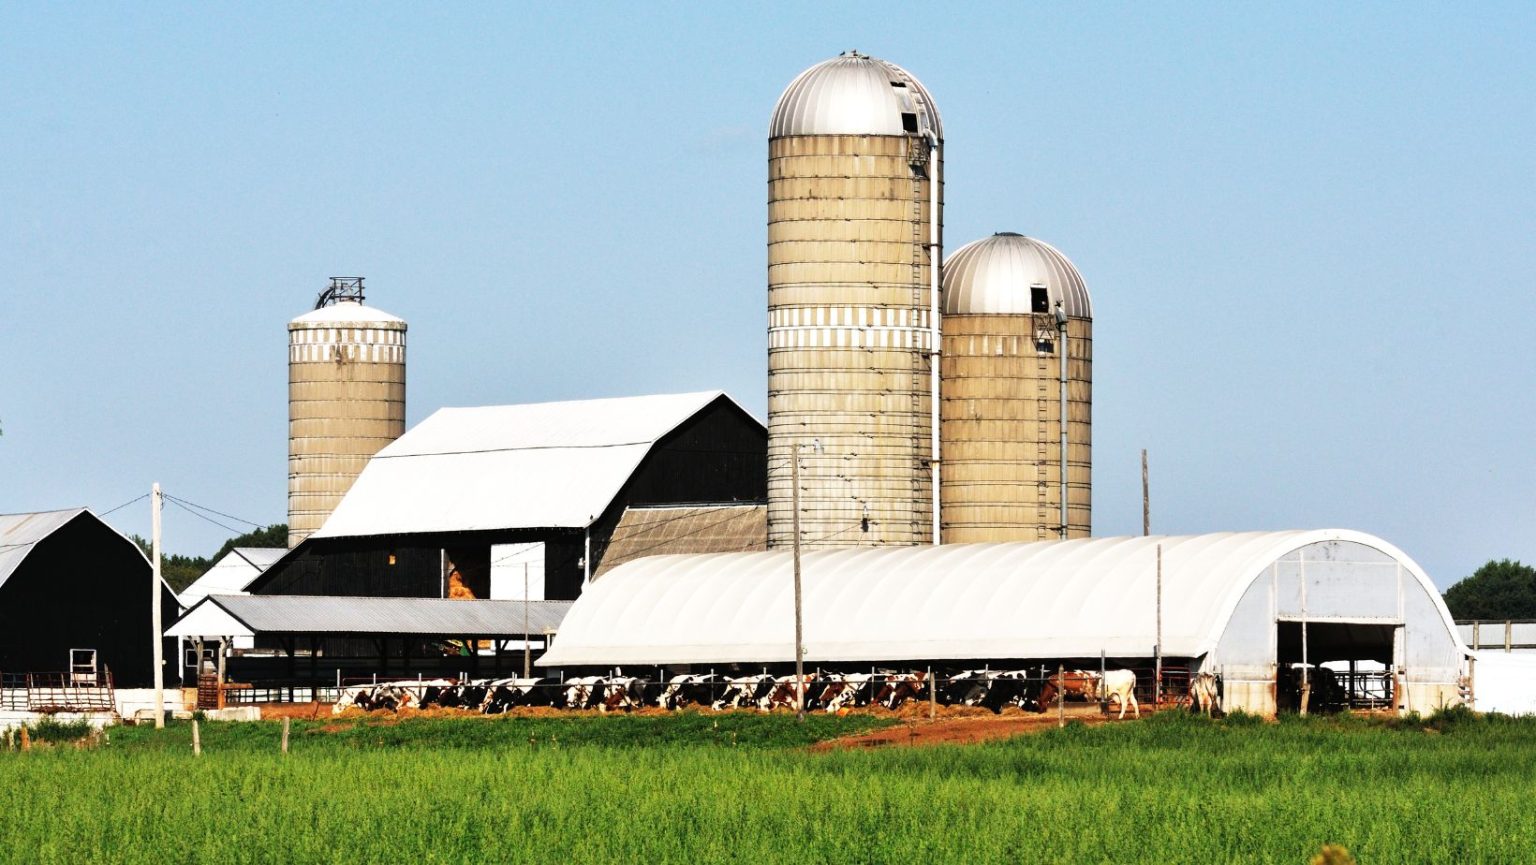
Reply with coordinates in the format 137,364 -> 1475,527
289,299 -> 404,326
770,52 -> 942,140
538,530 -> 1458,667
943,233 -> 1092,317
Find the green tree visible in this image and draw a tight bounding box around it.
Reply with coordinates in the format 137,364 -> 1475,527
208,523 -> 287,564
1443,559 -> 1536,620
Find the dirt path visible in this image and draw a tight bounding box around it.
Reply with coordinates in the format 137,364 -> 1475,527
813,707 -> 1146,750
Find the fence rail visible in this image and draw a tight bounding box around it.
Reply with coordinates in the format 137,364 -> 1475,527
0,670 -> 116,713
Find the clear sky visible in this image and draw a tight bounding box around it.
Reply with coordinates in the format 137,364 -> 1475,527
2,3 -> 1532,588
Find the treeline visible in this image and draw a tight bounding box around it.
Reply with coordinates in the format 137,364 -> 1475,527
129,524 -> 287,593
1443,559 -> 1536,620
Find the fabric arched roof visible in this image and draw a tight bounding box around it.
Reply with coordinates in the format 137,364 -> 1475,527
538,530 -> 1457,667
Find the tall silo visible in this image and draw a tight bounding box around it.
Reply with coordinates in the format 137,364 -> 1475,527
287,278 -> 406,547
767,51 -> 943,549
940,233 -> 1092,542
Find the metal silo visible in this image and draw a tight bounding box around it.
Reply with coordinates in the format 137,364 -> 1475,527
286,278 -> 406,547
767,52 -> 943,549
939,233 -> 1092,542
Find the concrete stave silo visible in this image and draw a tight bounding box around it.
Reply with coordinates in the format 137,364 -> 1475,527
940,233 -> 1092,542
767,52 -> 943,549
287,278 -> 406,548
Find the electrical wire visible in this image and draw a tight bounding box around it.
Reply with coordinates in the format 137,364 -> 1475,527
161,493 -> 268,530
98,493 -> 150,518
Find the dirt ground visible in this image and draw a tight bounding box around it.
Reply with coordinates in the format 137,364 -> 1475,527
250,699 -> 1154,747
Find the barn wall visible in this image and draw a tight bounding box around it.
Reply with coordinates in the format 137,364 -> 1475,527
0,514 -> 178,688
1208,540 -> 1464,717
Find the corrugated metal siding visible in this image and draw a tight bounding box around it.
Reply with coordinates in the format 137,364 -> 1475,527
596,505 -> 767,578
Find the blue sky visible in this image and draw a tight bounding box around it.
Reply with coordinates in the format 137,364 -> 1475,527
2,3 -> 1532,588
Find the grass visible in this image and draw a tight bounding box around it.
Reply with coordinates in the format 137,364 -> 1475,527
1,709 -> 1532,864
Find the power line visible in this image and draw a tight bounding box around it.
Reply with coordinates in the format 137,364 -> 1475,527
161,493 -> 267,530
164,498 -> 246,536
98,493 -> 150,518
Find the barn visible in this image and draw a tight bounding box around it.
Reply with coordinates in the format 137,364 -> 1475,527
247,390 -> 766,602
0,509 -> 179,688
538,529 -> 1468,716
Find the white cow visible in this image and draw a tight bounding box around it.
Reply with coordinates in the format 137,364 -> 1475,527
1190,671 -> 1220,716
1097,669 -> 1140,719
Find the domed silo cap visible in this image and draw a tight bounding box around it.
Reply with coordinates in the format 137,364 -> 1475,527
770,51 -> 942,140
943,233 -> 1092,317
289,299 -> 405,326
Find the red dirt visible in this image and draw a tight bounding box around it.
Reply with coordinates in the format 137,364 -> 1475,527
812,705 -> 1136,750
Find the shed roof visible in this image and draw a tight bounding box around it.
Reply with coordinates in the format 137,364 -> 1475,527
178,547 -> 286,607
313,391 -> 752,539
538,529 -> 1456,667
166,594 -> 573,639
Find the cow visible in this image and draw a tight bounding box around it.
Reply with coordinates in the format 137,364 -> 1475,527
1098,669 -> 1139,719
939,670 -> 993,707
979,671 -> 1037,713
562,676 -> 608,710
1190,671 -> 1220,716
819,673 -> 876,713
760,674 -> 817,712
711,674 -> 774,711
658,674 -> 718,710
873,672 -> 927,710
1038,669 -> 1099,711
598,677 -> 651,713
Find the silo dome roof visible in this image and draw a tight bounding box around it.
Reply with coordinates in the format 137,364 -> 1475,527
770,51 -> 942,139
943,233 -> 1092,317
289,299 -> 404,326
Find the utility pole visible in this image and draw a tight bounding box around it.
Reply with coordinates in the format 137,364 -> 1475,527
1141,449 -> 1150,536
1155,543 -> 1163,708
791,438 -> 822,723
151,483 -> 164,729
522,563 -> 531,679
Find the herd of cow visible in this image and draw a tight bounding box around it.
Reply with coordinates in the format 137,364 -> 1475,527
333,669 -> 1223,717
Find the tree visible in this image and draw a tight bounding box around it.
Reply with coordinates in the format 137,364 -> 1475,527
208,523 -> 288,565
1442,559 -> 1536,620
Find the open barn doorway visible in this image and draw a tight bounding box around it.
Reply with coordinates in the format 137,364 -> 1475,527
1276,621 -> 1397,713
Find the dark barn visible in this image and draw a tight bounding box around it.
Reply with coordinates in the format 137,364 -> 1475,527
247,390 -> 766,602
0,509 -> 179,688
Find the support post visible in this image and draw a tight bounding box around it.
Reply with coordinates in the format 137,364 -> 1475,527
1141,449 -> 1150,536
1057,304 -> 1069,539
1057,663 -> 1065,728
523,563 -> 531,679
792,443 -> 806,722
192,719 -> 201,757
216,638 -> 227,710
281,717 -> 290,754
1155,544 -> 1163,708
1300,556 -> 1310,716
928,666 -> 936,720
151,483 -> 164,729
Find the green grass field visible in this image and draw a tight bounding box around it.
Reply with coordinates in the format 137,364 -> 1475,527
2,709 -> 1532,864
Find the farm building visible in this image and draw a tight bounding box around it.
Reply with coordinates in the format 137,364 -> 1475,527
539,529 -> 1468,716
0,508 -> 179,688
247,390 -> 766,602
178,547 -> 285,608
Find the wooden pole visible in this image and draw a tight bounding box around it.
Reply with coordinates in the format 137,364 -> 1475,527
928,666 -> 936,720
1057,663 -> 1065,728
523,563 -> 531,679
1300,557 -> 1310,716
216,637 -> 227,711
792,443 -> 806,723
192,719 -> 201,757
1141,449 -> 1150,536
151,483 -> 164,729
20,725 -> 30,752
281,717 -> 290,754
1155,544 -> 1163,708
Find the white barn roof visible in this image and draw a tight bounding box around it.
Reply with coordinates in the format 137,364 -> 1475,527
177,547 -> 286,607
0,509 -> 86,590
313,391 -> 747,539
538,530 -> 1460,667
